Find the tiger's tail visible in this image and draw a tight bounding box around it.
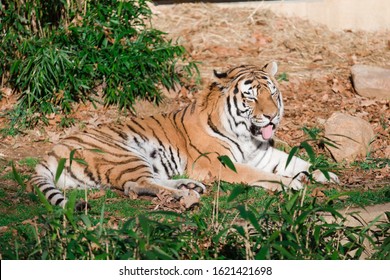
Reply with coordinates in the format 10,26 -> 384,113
30,163 -> 67,208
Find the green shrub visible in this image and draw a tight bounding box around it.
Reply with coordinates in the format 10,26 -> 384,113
0,0 -> 198,130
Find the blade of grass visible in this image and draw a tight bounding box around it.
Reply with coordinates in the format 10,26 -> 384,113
55,158 -> 67,184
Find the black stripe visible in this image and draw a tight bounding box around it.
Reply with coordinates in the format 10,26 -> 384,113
150,115 -> 172,146
39,162 -> 55,178
148,118 -> 178,175
86,131 -> 131,151
108,126 -> 128,141
126,124 -> 148,141
169,146 -> 179,174
105,167 -> 114,185
94,161 -> 103,185
168,111 -> 191,159
131,174 -> 155,184
77,166 -> 97,186
227,96 -> 246,133
180,106 -> 206,157
46,152 -> 97,187
117,164 -> 150,182
131,118 -> 146,131
55,198 -> 65,205
47,191 -> 61,201
233,95 -> 242,117
41,186 -> 56,194
65,135 -> 128,156
158,149 -> 173,178
200,91 -> 218,112
176,146 -> 182,167
207,116 -> 244,160
190,101 -> 197,114
96,156 -> 142,166
31,177 -> 49,187
65,164 -> 96,187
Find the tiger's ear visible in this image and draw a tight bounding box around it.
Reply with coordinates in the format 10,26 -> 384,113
263,61 -> 278,77
213,69 -> 228,79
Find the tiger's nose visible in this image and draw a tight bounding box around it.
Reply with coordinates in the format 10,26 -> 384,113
263,113 -> 277,120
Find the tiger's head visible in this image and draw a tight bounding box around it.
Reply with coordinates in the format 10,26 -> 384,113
213,62 -> 284,142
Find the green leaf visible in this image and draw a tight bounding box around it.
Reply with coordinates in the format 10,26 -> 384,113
296,208 -> 316,225
73,158 -> 88,166
302,127 -> 319,140
227,185 -> 247,202
237,205 -> 261,232
88,148 -> 105,154
34,185 -> 53,212
255,245 -> 270,260
286,146 -> 299,169
212,227 -> 230,244
322,137 -> 340,149
271,244 -> 296,259
80,214 -> 92,228
285,192 -> 300,213
319,169 -> 331,181
325,191 -> 353,204
69,149 -> 77,166
11,161 -> 26,191
217,155 -> 237,173
192,152 -> 212,170
65,191 -> 77,227
55,158 -> 67,184
149,246 -> 175,260
98,202 -> 106,238
277,72 -> 288,82
232,225 -> 246,237
300,141 -> 316,163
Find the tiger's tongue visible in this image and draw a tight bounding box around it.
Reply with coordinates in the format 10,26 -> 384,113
261,125 -> 273,140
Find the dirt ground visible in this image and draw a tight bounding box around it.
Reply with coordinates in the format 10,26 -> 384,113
0,3 -> 389,213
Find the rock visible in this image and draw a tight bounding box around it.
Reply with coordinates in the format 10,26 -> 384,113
351,65 -> 390,99
324,112 -> 375,163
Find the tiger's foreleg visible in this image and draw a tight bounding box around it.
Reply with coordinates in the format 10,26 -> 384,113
264,148 -> 339,184
190,159 -> 304,191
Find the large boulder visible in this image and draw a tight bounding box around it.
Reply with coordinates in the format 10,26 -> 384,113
351,65 -> 390,100
324,112 -> 375,163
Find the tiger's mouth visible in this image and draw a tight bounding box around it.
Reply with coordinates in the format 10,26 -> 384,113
250,123 -> 275,140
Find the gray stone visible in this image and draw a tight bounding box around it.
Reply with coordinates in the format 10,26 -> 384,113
351,65 -> 390,99
324,112 -> 375,163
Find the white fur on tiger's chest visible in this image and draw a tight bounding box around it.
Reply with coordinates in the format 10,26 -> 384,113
240,139 -> 271,165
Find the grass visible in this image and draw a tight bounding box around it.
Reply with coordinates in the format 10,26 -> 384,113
1,181 -> 388,260
0,137 -> 389,260
352,157 -> 390,171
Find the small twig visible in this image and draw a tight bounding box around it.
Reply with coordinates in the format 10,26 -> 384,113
247,3 -> 263,23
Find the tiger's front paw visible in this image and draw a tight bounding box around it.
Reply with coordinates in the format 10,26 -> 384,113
287,177 -> 304,190
312,170 -> 340,184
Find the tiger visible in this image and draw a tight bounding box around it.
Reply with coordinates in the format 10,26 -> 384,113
31,62 -> 339,209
